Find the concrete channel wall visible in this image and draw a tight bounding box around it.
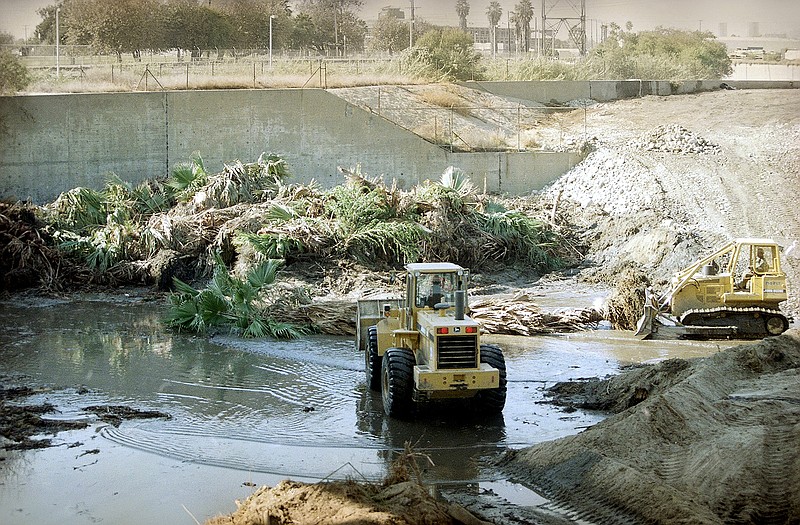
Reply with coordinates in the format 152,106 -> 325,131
460,79 -> 798,104
1,80 -> 796,204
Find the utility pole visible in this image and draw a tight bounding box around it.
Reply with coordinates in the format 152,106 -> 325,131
269,15 -> 275,67
56,6 -> 60,79
508,12 -> 512,55
409,0 -> 415,48
540,0 -> 545,56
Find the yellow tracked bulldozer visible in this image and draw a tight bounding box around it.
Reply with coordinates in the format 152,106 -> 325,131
636,238 -> 791,339
356,263 -> 506,418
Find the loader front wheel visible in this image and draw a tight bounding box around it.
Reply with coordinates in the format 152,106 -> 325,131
381,347 -> 415,418
475,344 -> 507,414
366,326 -> 381,391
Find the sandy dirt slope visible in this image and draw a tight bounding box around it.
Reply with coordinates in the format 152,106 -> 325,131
541,88 -> 800,318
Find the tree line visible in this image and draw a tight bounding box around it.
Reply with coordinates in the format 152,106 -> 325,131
26,0 -> 547,60
1,0 -> 732,93
33,0 -> 369,60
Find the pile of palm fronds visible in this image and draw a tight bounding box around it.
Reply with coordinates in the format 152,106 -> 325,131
470,293 -> 602,335
14,152 -> 582,338
0,201 -> 88,291
40,155 -> 569,280
606,266 -> 651,330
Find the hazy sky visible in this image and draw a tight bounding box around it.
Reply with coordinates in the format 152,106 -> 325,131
2,0 -> 799,40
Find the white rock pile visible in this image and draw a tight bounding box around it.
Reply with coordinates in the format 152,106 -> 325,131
629,124 -> 722,154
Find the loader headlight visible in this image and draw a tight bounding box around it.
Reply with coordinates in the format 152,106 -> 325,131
465,326 -> 478,333
436,327 -> 449,334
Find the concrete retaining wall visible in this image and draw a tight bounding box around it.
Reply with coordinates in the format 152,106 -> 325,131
460,79 -> 798,104
0,89 -> 581,203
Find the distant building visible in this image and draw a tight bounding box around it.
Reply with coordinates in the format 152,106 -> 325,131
718,23 -> 727,38
785,49 -> 800,60
379,7 -> 405,20
748,22 -> 760,38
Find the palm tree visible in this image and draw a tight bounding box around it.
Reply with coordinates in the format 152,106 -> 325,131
455,0 -> 470,32
510,11 -> 520,54
486,1 -> 502,57
515,0 -> 533,52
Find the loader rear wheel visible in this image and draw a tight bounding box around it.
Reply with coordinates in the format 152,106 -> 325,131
765,315 -> 789,336
365,326 -> 381,391
474,344 -> 507,414
381,347 -> 415,418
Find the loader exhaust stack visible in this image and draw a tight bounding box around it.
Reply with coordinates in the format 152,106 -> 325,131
455,290 -> 466,320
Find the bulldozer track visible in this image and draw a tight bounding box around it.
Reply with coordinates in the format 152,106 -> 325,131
655,445 -> 688,486
755,424 -> 795,524
680,306 -> 789,337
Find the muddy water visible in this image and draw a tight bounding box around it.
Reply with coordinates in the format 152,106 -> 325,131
0,296 -> 726,524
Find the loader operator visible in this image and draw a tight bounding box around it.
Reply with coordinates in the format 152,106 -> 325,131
425,275 -> 444,308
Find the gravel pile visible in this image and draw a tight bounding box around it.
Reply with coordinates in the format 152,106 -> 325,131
629,124 -> 722,154
543,148 -> 665,216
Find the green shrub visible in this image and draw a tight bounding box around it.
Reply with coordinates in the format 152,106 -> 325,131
406,28 -> 484,81
0,49 -> 30,94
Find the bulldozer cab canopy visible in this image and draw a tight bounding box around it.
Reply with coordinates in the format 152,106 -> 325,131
683,238 -> 781,278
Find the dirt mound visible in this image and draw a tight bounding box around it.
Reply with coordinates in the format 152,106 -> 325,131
204,479 -> 490,525
206,446 -> 490,525
500,329 -> 800,524
543,89 -> 800,319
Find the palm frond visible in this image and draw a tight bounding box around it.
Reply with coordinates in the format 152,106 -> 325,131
344,220 -> 428,264
171,277 -> 200,298
48,187 -> 107,231
265,203 -> 299,221
477,210 -> 563,270
246,259 -> 282,289
439,166 -> 476,197
167,152 -> 208,201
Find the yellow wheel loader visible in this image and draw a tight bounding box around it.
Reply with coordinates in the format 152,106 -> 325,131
636,238 -> 791,339
356,263 -> 506,418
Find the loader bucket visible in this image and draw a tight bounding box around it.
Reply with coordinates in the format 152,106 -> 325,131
634,288 -> 659,339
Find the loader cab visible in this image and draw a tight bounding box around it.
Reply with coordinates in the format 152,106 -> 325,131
405,262 -> 469,329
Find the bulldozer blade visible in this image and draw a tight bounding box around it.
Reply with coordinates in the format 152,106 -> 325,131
634,311 -> 654,339
634,288 -> 659,339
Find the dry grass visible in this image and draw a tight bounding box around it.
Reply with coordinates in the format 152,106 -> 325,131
23,58 -> 431,93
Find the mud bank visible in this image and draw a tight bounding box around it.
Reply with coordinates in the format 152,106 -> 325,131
500,329 -> 800,524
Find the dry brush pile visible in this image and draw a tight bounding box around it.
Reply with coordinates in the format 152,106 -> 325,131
2,154 -> 586,338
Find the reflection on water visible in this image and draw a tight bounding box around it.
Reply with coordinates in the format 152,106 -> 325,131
0,295 -> 727,523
